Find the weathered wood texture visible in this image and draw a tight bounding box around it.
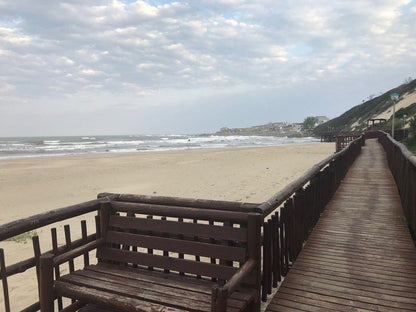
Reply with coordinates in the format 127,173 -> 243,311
376,131 -> 416,233
260,135 -> 364,302
335,133 -> 362,152
266,139 -> 416,312
39,202 -> 262,312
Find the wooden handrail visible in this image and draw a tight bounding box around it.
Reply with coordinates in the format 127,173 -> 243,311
0,199 -> 103,241
222,258 -> 256,294
98,192 -> 261,212
260,135 -> 364,216
381,131 -> 416,165
54,238 -> 105,266
375,130 -> 416,233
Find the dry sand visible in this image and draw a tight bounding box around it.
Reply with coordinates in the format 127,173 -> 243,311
0,143 -> 334,310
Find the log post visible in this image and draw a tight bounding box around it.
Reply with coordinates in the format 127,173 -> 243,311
39,253 -> 54,312
261,221 -> 271,301
212,286 -> 227,312
64,225 -> 74,274
248,213 -> 262,312
81,220 -> 89,267
32,235 -> 41,298
0,248 -> 11,312
271,214 -> 280,287
51,228 -> 63,310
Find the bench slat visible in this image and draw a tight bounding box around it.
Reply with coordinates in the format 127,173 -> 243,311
72,269 -> 248,310
106,231 -> 246,262
86,264 -> 255,302
111,201 -> 250,223
61,273 -> 211,311
97,247 -> 238,280
109,215 -> 247,242
58,272 -> 245,312
86,263 -> 254,302
55,280 -> 187,312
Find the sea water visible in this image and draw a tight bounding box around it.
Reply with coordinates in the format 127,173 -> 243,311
0,135 -> 320,160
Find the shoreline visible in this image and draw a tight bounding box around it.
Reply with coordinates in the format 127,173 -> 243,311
0,141 -> 322,162
0,134 -> 320,161
0,143 -> 334,224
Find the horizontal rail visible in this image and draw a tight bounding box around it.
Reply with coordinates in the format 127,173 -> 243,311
4,233 -> 97,278
260,135 -> 364,217
375,130 -> 416,233
98,192 -> 261,212
0,199 -> 103,241
380,132 -> 416,166
111,201 -> 252,223
54,238 -> 104,266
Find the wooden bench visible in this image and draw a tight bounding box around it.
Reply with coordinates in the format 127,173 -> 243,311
39,200 -> 262,312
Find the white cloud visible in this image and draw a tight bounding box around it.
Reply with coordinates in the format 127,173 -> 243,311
0,27 -> 32,44
0,0 -> 415,135
80,69 -> 104,76
58,57 -> 75,65
131,0 -> 159,17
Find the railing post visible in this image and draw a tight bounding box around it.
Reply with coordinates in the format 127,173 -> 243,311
39,253 -> 54,312
262,220 -> 271,301
0,248 -> 11,312
271,214 -> 280,287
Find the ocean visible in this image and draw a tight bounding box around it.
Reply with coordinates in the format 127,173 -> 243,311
0,135 -> 320,160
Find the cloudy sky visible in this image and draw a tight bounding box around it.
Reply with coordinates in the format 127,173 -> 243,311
1,0 -> 415,136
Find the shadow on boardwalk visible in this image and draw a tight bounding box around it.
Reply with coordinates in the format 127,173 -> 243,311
267,139 -> 416,311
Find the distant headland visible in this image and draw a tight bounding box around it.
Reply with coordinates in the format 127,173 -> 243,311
213,117 -> 329,137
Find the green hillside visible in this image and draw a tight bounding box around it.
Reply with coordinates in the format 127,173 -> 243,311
314,79 -> 416,134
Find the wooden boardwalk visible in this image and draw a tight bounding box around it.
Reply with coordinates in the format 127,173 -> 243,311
266,139 -> 416,311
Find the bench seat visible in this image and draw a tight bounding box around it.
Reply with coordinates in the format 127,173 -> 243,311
57,264 -> 257,312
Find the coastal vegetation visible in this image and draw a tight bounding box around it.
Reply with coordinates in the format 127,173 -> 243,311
215,121 -> 304,137
302,116 -> 319,131
405,137 -> 416,154
5,230 -> 37,244
404,116 -> 416,154
314,78 -> 416,135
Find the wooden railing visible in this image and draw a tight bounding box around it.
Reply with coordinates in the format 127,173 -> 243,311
259,134 -> 364,301
335,132 -> 363,152
0,194 -> 261,312
375,131 -> 416,234
0,199 -> 104,312
0,136 -> 365,311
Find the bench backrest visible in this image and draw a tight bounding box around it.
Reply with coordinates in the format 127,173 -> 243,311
97,201 -> 262,282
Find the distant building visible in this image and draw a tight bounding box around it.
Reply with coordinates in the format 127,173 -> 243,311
315,116 -> 330,126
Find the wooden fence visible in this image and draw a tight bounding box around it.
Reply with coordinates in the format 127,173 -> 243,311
0,195 -> 262,312
335,132 -> 363,152
0,135 -> 365,311
0,199 -> 106,312
258,135 -> 364,301
375,131 -> 416,234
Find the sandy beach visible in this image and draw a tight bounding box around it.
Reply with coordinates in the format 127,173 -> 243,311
0,143 -> 333,310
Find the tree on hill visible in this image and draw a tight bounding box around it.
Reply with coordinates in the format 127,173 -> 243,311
409,116 -> 416,137
302,116 -> 319,131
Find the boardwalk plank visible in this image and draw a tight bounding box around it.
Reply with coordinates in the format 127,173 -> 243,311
265,139 -> 416,312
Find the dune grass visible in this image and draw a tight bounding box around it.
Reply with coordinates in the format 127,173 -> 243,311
5,230 -> 38,244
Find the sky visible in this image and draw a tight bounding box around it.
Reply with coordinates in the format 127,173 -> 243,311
1,0 -> 415,136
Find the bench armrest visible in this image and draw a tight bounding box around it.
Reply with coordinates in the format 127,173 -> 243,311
211,259 -> 257,311
54,237 -> 105,266
222,258 -> 256,295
